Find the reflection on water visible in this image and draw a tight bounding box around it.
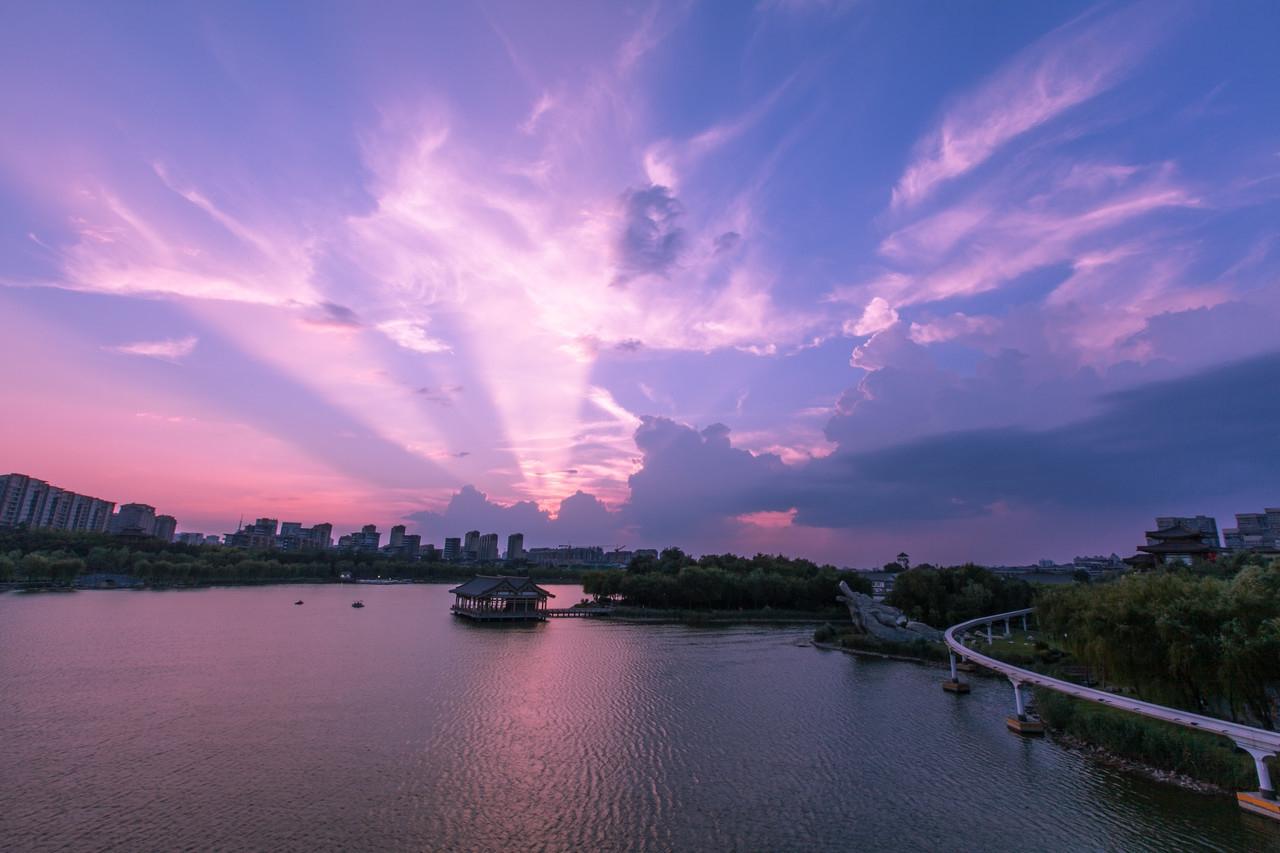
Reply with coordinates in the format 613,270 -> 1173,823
2,585 -> 1277,852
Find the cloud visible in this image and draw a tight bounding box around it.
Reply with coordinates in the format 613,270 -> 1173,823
416,384 -> 464,405
613,183 -> 685,284
404,483 -> 627,546
609,353 -> 1280,539
908,312 -> 999,344
376,319 -> 452,354
106,335 -> 198,362
892,2 -> 1181,208
305,301 -> 363,329
844,296 -> 899,336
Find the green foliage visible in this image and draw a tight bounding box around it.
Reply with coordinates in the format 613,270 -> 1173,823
582,552 -> 868,612
885,564 -> 1033,628
1037,562 -> 1280,729
1034,689 -> 1261,790
0,528 -> 598,586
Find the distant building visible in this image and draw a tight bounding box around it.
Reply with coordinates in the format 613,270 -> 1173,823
0,473 -> 115,533
225,517 -> 279,550
1154,515 -> 1220,548
422,543 -> 441,562
477,533 -> 499,561
152,515 -> 177,543
343,524 -> 381,553
526,545 -> 607,566
463,530 -> 480,561
506,532 -> 525,561
110,503 -> 157,537
443,537 -> 461,561
1222,508 -> 1280,553
384,525 -> 421,559
1072,554 -> 1125,574
176,532 -> 206,546
275,521 -> 332,551
863,571 -> 897,599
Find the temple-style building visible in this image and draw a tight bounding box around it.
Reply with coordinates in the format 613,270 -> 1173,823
1127,524 -> 1219,569
449,576 -> 555,621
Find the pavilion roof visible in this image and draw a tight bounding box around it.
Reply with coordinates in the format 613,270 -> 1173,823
1143,524 -> 1208,542
1137,541 -> 1216,555
449,575 -> 556,599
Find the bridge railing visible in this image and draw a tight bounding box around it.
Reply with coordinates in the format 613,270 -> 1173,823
943,607 -> 1280,801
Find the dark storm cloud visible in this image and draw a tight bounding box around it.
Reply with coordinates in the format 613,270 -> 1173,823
404,485 -> 625,545
612,184 -> 685,285
304,301 -> 363,328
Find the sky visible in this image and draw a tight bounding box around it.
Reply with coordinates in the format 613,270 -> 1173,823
2,0 -> 1278,566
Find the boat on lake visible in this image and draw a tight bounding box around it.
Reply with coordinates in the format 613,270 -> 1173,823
351,600 -> 365,609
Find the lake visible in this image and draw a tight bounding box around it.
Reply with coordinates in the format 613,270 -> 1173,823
2,584 -> 1276,852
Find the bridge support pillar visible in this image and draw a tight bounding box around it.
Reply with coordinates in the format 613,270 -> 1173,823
1005,679 -> 1044,735
1237,746 -> 1280,820
942,651 -> 970,693
1021,614 -> 1028,632
986,623 -> 993,645
1003,619 -> 1011,638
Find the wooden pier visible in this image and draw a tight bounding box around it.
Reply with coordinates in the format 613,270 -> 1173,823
546,607 -> 613,618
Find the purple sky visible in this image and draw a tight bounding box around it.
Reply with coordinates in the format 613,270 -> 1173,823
2,1 -> 1278,566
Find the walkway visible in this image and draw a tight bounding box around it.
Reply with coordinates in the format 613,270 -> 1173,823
943,607 -> 1280,820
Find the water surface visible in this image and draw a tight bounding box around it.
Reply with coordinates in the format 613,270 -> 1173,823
2,585 -> 1276,851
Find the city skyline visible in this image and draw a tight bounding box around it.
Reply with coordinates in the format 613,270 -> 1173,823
2,2 -> 1279,565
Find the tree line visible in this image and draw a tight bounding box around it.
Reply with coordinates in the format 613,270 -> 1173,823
884,563 -> 1034,628
0,529 -> 581,585
581,548 -> 871,611
1037,561 -> 1280,730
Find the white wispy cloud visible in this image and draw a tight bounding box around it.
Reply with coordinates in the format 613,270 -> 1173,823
106,335 -> 198,362
892,2 -> 1180,209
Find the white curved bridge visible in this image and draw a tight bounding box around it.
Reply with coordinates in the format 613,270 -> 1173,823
943,607 -> 1280,818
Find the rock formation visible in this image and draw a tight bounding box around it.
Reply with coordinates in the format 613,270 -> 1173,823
837,581 -> 944,644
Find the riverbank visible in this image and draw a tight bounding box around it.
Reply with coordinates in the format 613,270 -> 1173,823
608,606 -> 846,624
811,640 -> 945,665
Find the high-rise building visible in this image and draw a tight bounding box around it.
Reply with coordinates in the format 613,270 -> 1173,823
0,473 -> 115,533
422,543 -> 441,562
389,525 -> 405,548
463,530 -> 480,560
342,524 -> 381,553
477,533 -> 499,561
506,532 -> 525,561
224,517 -> 277,549
110,503 -> 157,537
1154,515 -> 1220,548
1223,508 -> 1280,552
309,523 -> 333,550
443,537 -> 461,560
152,515 -> 177,543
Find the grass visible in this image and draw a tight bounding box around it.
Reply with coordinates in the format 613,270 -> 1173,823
1032,688 -> 1270,791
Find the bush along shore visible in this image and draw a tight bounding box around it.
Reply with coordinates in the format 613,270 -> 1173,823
1032,689 -> 1265,793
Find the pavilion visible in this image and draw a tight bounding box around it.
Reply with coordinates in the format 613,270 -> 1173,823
1131,524 -> 1219,568
449,576 -> 556,621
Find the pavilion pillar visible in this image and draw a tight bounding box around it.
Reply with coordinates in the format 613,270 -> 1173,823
1012,680 -> 1025,720
986,623 -> 993,645
1003,619 -> 1011,638
1021,614 -> 1028,632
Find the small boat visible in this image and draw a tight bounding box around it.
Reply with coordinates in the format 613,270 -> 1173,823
351,600 -> 365,609
294,600 -> 304,605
